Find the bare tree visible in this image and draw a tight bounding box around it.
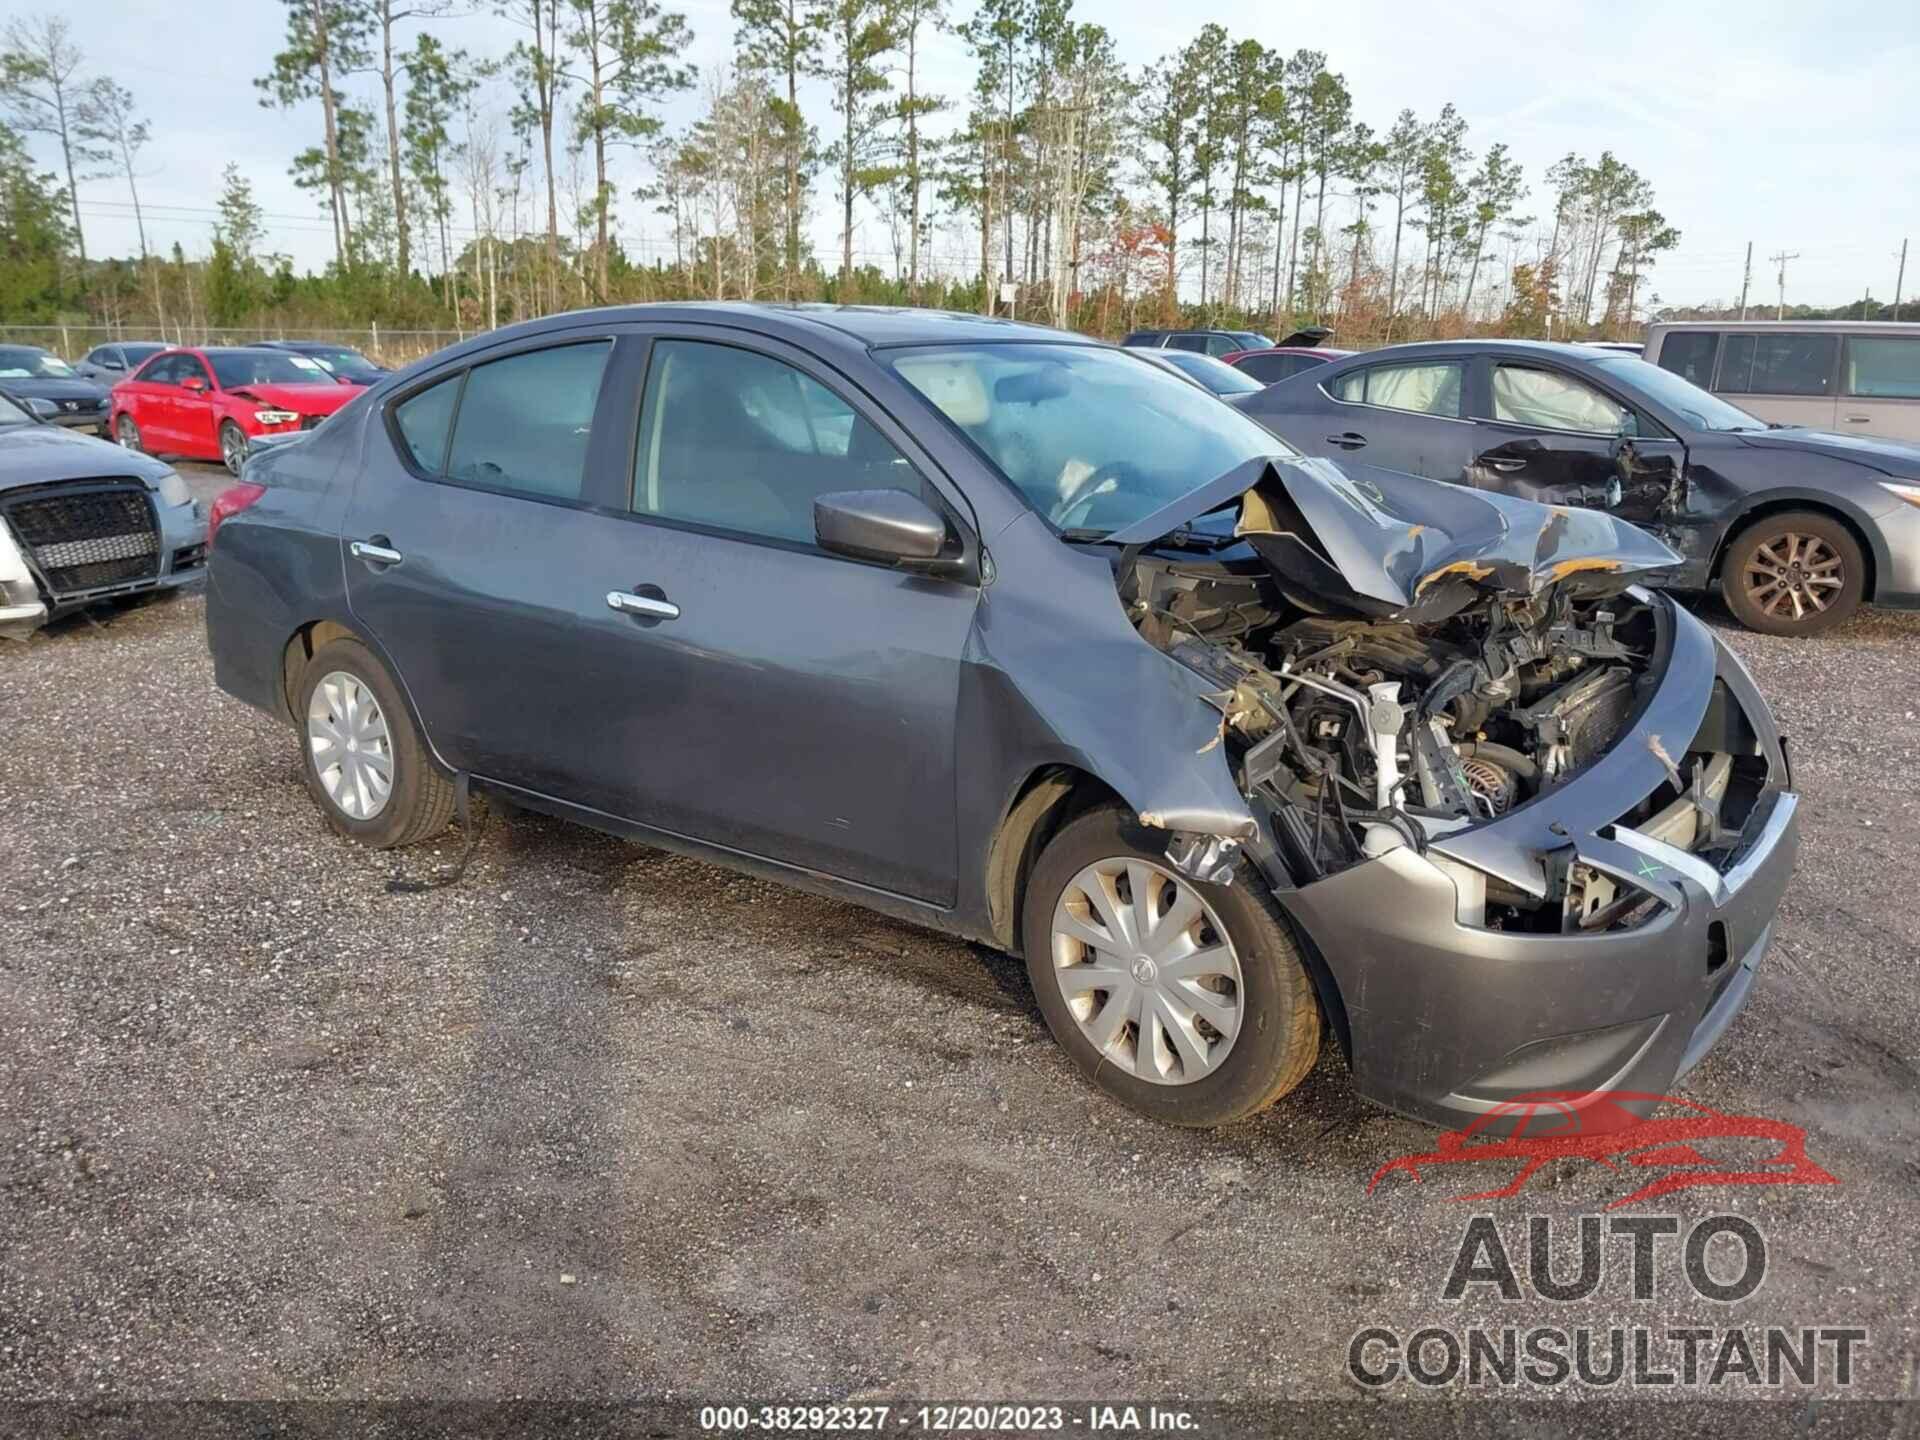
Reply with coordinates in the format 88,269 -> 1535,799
76,78 -> 162,324
1,16 -> 90,278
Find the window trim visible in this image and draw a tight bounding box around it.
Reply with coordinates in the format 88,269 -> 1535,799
1320,358 -> 1475,425
379,333 -> 620,514
1711,330 -> 1841,398
621,331 -> 971,570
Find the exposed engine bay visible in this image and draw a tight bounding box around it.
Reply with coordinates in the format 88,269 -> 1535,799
1125,549 -> 1741,934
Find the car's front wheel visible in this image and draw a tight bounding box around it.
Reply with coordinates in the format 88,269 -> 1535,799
1722,510 -> 1864,636
295,637 -> 454,849
116,413 -> 142,452
1021,806 -> 1321,1126
219,420 -> 250,476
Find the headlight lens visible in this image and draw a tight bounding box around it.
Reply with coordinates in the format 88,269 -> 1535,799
254,409 -> 300,425
154,469 -> 192,508
1880,481 -> 1920,510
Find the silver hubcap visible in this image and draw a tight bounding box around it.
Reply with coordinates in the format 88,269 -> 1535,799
118,417 -> 137,448
222,427 -> 246,471
1745,532 -> 1843,621
1049,857 -> 1243,1085
307,671 -> 394,820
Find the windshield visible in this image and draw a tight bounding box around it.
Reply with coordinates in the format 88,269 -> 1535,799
209,351 -> 334,389
1229,332 -> 1273,349
890,342 -> 1294,534
300,347 -> 381,380
1592,355 -> 1764,432
0,348 -> 75,379
1149,350 -> 1264,396
0,390 -> 35,424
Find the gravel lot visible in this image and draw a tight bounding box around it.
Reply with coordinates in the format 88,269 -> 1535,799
2,461 -> 1917,1414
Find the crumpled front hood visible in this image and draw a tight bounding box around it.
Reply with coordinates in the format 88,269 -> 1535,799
1106,454 -> 1681,620
229,381 -> 357,414
1736,426 -> 1920,477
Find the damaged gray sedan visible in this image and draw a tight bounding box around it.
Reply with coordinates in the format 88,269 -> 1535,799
205,306 -> 1799,1128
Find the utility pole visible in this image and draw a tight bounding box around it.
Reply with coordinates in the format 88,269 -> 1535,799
1739,241 -> 1753,319
1769,250 -> 1799,320
1895,239 -> 1908,322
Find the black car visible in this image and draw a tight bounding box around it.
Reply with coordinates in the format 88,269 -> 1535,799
1130,347 -> 1265,398
257,340 -> 388,386
1238,339 -> 1920,636
205,304 -> 1799,1132
1122,327 -> 1274,358
0,345 -> 111,435
73,340 -> 169,382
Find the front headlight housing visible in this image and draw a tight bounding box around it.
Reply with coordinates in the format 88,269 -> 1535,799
254,409 -> 300,425
153,468 -> 192,508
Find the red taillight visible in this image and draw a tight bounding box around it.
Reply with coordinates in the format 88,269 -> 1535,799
207,482 -> 266,548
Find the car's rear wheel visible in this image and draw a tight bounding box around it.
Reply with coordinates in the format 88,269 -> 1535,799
116,413 -> 142,452
219,420 -> 250,476
295,637 -> 454,849
1020,806 -> 1320,1126
1722,510 -> 1864,636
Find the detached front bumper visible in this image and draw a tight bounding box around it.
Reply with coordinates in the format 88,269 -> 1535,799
1279,599 -> 1799,1129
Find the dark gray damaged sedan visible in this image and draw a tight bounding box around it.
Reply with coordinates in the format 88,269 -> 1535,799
205,305 -> 1800,1128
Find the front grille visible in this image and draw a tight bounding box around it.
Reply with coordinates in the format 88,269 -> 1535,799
1,481 -> 159,595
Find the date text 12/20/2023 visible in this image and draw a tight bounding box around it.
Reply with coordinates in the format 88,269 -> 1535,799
699,1404 -> 1199,1432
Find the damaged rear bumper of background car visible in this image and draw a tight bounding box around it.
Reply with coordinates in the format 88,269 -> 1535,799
1263,604 -> 1798,1129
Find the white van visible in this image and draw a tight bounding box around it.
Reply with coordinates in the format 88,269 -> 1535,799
1643,320 -> 1920,442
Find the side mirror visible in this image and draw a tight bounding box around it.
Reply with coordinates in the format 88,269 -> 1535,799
25,397 -> 58,420
814,488 -> 950,567
182,376 -> 208,393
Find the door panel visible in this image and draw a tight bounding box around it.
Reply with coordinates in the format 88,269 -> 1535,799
1316,360 -> 1474,482
177,359 -> 218,458
1714,332 -> 1840,431
1470,425 -> 1684,526
1838,335 -> 1920,442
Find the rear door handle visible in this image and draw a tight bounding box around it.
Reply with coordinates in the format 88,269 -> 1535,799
607,590 -> 680,620
350,539 -> 404,565
1326,432 -> 1367,450
1844,415 -> 1871,424
1481,457 -> 1527,473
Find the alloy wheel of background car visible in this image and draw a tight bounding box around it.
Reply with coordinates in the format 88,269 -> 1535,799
1022,806 -> 1319,1127
1723,510 -> 1865,637
294,638 -> 455,849
306,670 -> 395,821
116,414 -> 141,452
1048,856 -> 1244,1085
220,422 -> 249,476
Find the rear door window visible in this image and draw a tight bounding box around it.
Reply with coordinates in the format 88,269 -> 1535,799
1655,331 -> 1718,388
1165,334 -> 1207,352
1716,333 -> 1837,396
1843,337 -> 1920,398
442,341 -> 612,500
1331,361 -> 1464,418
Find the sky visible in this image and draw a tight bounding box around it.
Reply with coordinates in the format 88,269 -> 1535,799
28,0 -> 1920,312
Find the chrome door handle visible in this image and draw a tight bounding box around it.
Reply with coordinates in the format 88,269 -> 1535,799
1481,457 -> 1527,473
607,590 -> 680,620
1326,432 -> 1368,449
1844,416 -> 1871,424
350,539 -> 404,564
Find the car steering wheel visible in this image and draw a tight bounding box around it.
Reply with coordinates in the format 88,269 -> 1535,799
1052,460 -> 1146,530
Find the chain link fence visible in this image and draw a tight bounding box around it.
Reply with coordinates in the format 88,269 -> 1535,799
0,324 -> 473,367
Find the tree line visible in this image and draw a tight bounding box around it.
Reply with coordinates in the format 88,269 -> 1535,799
0,3 -> 1681,349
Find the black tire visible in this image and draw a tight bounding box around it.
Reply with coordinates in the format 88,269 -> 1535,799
115,413 -> 143,452
294,637 -> 455,849
219,420 -> 249,477
1020,806 -> 1320,1127
1721,510 -> 1865,637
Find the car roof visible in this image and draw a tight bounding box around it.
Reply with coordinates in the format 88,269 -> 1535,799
1324,339 -> 1624,362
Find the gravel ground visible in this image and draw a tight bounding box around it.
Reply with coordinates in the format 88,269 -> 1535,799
2,463 -> 1916,1415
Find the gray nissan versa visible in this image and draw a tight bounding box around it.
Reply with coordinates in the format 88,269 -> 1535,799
204,305 -> 1800,1129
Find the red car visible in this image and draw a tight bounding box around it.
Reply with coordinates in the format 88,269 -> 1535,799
111,346 -> 360,475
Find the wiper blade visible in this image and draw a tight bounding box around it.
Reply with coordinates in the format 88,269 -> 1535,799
1058,527 -> 1115,544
